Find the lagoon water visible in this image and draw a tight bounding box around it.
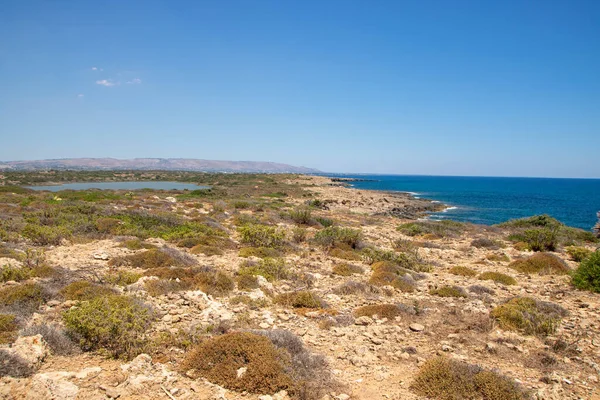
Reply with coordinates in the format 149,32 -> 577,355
26,181 -> 208,192
333,175 -> 600,230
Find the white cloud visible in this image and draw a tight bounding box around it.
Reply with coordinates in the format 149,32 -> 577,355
77,94 -> 84,98
96,79 -> 117,87
127,78 -> 142,84
91,67 -> 97,71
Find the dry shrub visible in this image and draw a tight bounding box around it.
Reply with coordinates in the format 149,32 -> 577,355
478,272 -> 517,285
237,274 -> 260,290
109,247 -> 196,269
181,332 -> 294,394
119,239 -> 156,250
0,314 -> 18,344
0,350 -> 33,378
254,329 -> 334,400
429,285 -> 467,298
369,261 -> 421,291
449,266 -> 477,277
313,226 -> 362,249
468,285 -> 496,295
486,253 -> 510,262
60,281 -> 116,301
354,304 -> 405,320
471,238 -> 501,249
104,270 -> 142,286
490,297 -> 568,336
20,324 -> 79,355
275,291 -> 327,309
509,253 -> 569,275
144,267 -> 234,297
412,356 -> 529,400
0,283 -> 45,316
145,279 -> 189,296
333,280 -> 380,296
229,295 -> 268,309
328,247 -> 362,261
332,263 -> 364,276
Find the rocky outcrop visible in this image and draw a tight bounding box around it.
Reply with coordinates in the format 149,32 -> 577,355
594,211 -> 600,237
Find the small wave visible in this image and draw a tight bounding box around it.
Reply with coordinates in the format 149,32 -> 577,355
442,206 -> 458,212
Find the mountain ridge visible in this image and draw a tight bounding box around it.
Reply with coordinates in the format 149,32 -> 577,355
0,158 -> 320,174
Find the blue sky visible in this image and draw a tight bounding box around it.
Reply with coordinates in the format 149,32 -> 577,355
1,0 -> 599,177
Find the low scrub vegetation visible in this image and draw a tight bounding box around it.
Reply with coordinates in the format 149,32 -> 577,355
238,246 -> 282,259
181,331 -> 332,398
398,220 -> 466,238
449,266 -> 477,277
313,226 -> 361,249
490,297 -> 567,336
571,250 -> 600,293
0,314 -> 18,344
412,356 -> 530,400
21,324 -> 79,355
565,246 -> 592,262
478,272 -> 517,285
63,294 -> 153,359
0,283 -> 45,315
275,291 -> 327,309
500,214 -> 597,251
109,247 -> 196,269
354,304 -> 405,320
509,253 -> 569,275
429,285 -> 467,298
471,237 -> 502,249
332,263 -> 363,276
238,258 -> 290,282
60,281 -> 116,301
238,224 -> 286,248
369,261 -> 419,292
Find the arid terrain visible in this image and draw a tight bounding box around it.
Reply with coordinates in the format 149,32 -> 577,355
0,173 -> 599,400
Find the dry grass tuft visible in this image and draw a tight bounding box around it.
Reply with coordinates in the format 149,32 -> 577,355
354,304 -> 405,320
429,285 -> 467,298
449,266 -> 477,277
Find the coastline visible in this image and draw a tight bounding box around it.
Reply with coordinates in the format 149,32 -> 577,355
301,175 -> 447,220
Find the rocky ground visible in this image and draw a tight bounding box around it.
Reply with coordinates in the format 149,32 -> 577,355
0,175 -> 599,399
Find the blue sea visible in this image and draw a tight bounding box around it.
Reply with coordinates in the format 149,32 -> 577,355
328,175 -> 600,231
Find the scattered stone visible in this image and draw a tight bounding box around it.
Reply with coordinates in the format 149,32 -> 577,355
409,323 -> 424,332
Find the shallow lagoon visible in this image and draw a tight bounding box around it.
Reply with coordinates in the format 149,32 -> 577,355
26,181 -> 208,192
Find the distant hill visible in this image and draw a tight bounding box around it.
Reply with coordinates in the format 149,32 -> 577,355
0,158 -> 320,174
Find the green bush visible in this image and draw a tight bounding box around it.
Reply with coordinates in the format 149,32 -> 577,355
237,274 -> 260,290
490,297 -> 567,336
565,246 -> 592,262
478,272 -> 517,285
239,258 -> 290,282
363,248 -> 431,272
104,270 -> 142,286
313,226 -> 361,249
412,356 -> 529,400
63,295 -> 153,359
509,253 -> 569,275
289,208 -> 313,225
22,224 -> 71,246
571,250 -> 600,293
508,228 -> 558,252
238,224 -> 286,248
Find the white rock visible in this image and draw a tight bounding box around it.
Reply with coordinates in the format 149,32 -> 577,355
93,252 -> 109,260
28,371 -> 79,400
165,197 -> 177,203
8,335 -> 50,370
409,323 -> 425,332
